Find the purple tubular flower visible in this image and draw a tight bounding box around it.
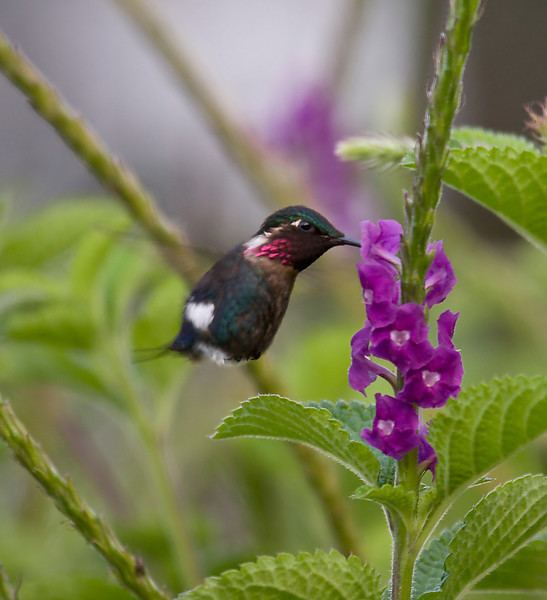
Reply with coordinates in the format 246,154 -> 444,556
400,346 -> 463,408
425,242 -> 456,307
370,304 -> 433,372
358,261 -> 400,327
349,326 -> 380,393
361,394 -> 420,460
361,220 -> 403,267
437,310 -> 459,348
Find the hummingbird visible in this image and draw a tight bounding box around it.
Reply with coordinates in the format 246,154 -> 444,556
169,205 -> 360,364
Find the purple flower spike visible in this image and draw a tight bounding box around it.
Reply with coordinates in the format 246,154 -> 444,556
400,347 -> 463,408
362,394 -> 420,460
425,242 -> 456,307
358,262 -> 400,326
370,304 -> 433,371
437,310 -> 459,348
361,220 -> 403,267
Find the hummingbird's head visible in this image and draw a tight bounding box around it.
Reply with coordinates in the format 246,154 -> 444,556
244,205 -> 360,271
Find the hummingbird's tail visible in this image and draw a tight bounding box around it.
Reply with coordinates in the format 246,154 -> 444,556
132,343 -> 172,363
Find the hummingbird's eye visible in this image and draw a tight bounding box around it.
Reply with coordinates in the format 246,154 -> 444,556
298,220 -> 314,232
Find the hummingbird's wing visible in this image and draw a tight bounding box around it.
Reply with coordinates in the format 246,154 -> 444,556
180,246 -> 294,362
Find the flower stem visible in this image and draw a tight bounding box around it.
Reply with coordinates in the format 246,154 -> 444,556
401,0 -> 482,303
0,30 -> 199,283
0,566 -> 16,600
392,0 -> 482,598
0,398 -> 169,600
111,0 -> 305,208
109,345 -> 201,590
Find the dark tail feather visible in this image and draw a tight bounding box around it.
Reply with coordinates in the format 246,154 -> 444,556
132,343 -> 172,363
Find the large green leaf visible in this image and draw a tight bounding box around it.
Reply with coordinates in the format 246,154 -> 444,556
213,396 -> 380,484
338,128 -> 547,250
179,550 -> 383,599
443,146 -> 547,250
421,475 -> 547,599
352,484 -> 416,530
475,533 -> 547,594
412,524 -> 463,600
429,375 -> 547,508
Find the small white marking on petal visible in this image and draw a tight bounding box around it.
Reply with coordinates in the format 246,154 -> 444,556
422,370 -> 441,387
186,302 -> 215,331
197,343 -> 231,366
377,419 -> 395,436
390,330 -> 410,346
244,235 -> 269,250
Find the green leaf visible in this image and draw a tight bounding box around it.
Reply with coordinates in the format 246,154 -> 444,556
0,200 -> 129,268
412,523 -> 463,599
429,375 -> 547,508
213,396 -> 380,484
0,270 -> 64,317
475,533 -> 547,594
5,301 -> 96,349
421,475 -> 547,599
443,146 -> 547,251
339,127 -> 547,250
179,550 -> 383,599
352,484 -> 416,530
449,127 -> 537,152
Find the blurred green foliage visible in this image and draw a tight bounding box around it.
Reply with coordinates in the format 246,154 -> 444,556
0,196 -> 546,597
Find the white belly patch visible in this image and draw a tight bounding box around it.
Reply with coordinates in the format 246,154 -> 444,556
185,301 -> 215,331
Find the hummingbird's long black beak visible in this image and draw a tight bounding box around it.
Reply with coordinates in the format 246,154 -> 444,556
335,235 -> 361,248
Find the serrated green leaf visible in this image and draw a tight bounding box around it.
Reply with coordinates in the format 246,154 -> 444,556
213,396 -> 380,484
412,523 -> 463,599
429,375 -> 547,509
450,127 -> 537,152
421,475 -> 547,599
179,550 -> 383,600
443,146 -> 547,250
352,484 -> 416,529
475,533 -> 547,594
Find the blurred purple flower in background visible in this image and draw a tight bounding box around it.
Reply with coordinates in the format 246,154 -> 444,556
350,219 -> 462,473
267,82 -> 373,233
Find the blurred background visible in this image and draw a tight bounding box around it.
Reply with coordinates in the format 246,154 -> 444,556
0,1 -> 546,598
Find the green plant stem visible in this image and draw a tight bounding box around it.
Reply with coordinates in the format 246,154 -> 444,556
0,27 -> 360,562
401,0 -> 482,304
109,345 -> 201,590
392,1 -> 482,598
0,566 -> 16,600
112,0 -> 305,208
0,398 -> 169,600
328,0 -> 368,92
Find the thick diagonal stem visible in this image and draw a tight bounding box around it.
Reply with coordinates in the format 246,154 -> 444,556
0,399 -> 169,600
112,0 -> 304,208
0,29 -> 361,561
